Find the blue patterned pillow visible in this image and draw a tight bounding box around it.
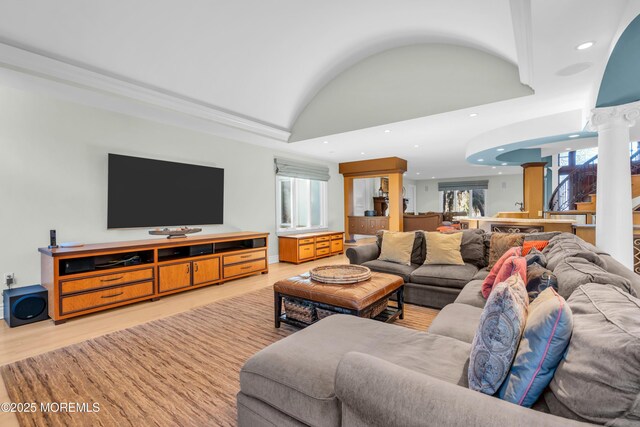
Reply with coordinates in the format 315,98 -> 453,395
498,287 -> 572,407
468,274 -> 529,394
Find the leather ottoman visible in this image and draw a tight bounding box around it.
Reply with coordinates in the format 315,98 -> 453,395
273,271 -> 404,328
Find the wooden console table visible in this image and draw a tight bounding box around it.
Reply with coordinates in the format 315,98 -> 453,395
278,231 -> 344,264
39,232 -> 269,324
348,216 -> 389,236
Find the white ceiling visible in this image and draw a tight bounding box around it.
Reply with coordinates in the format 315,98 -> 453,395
0,0 -> 637,178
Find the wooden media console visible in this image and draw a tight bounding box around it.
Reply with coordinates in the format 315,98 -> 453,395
39,231 -> 269,324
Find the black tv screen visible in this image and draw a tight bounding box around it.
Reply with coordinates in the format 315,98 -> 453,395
108,154 -> 224,228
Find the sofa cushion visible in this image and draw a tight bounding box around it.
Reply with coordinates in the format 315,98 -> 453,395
599,253 -> 640,296
410,263 -> 479,289
553,256 -> 634,299
459,229 -> 487,268
526,262 -> 558,301
424,231 -> 465,265
522,240 -> 550,255
488,233 -> 524,268
469,274 -> 529,395
428,303 -> 483,343
482,246 -> 522,297
544,233 -> 606,255
483,256 -> 527,299
524,231 -> 562,242
454,280 -> 486,309
240,315 -> 471,427
499,288 -> 572,407
472,268 -> 489,281
361,260 -> 418,282
525,247 -> 547,267
378,231 -> 416,266
377,230 -> 425,265
544,284 -> 640,425
544,237 -> 606,271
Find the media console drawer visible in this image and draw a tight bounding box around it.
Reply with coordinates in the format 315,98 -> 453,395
223,250 -> 266,265
223,259 -> 266,278
60,268 -> 154,295
60,281 -> 154,315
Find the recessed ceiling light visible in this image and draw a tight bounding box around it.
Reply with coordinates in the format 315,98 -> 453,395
566,148 -> 572,151
323,140 -> 329,144
478,159 -> 484,162
502,162 -> 508,166
431,176 -> 436,179
414,144 -> 419,148
576,41 -> 595,50
469,113 -> 478,118
416,172 -> 421,175
361,152 -> 365,155
384,129 -> 391,133
498,172 -> 503,175
497,148 -> 505,152
568,134 -> 580,138
492,166 -> 496,169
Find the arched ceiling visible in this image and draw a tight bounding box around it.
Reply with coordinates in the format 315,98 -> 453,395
290,43 -> 532,142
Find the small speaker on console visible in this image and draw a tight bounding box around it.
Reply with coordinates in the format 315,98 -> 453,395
49,229 -> 58,249
3,285 -> 49,327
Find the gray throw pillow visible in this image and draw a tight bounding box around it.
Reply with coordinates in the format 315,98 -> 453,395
544,284 -> 640,425
468,274 -> 528,395
377,230 -> 424,265
526,262 -> 558,301
553,257 -> 634,299
525,247 -> 547,267
459,229 -> 486,268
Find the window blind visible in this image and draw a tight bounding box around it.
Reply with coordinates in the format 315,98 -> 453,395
438,180 -> 489,191
274,158 -> 330,181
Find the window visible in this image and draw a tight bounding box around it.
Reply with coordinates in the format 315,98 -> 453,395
439,189 -> 486,216
575,147 -> 598,165
276,176 -> 328,232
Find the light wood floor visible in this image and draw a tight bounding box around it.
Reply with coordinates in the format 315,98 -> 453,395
0,255 -> 349,427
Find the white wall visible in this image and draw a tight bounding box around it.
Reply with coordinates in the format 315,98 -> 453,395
0,87 -> 344,289
414,174 -> 523,216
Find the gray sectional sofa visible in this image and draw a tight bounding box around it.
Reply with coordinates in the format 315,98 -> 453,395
346,229 -> 492,308
237,233 -> 640,426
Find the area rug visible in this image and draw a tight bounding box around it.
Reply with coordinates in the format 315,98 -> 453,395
1,286 -> 438,427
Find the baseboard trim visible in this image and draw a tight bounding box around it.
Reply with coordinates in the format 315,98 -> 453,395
268,255 -> 279,264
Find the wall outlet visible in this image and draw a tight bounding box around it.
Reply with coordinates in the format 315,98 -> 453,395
4,273 -> 15,287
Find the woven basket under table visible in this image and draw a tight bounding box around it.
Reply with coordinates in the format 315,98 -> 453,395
283,298 -> 316,324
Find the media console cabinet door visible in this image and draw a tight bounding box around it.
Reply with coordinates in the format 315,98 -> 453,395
159,262 -> 192,292
193,258 -> 220,285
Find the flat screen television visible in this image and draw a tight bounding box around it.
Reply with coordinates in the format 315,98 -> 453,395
108,154 -> 224,229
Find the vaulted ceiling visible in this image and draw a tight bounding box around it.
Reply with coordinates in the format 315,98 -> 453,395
0,0 -> 638,178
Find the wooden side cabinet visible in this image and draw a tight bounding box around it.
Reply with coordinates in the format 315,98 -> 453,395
348,216 -> 389,236
278,231 -> 345,264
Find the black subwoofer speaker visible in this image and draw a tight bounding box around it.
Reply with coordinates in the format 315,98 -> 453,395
3,285 -> 49,327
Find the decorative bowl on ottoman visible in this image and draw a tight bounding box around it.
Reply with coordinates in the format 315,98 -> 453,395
309,265 -> 371,284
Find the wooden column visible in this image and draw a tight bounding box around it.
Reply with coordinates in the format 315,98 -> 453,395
343,176 -> 354,242
339,157 -> 408,239
522,162 -> 547,219
388,172 -> 404,232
